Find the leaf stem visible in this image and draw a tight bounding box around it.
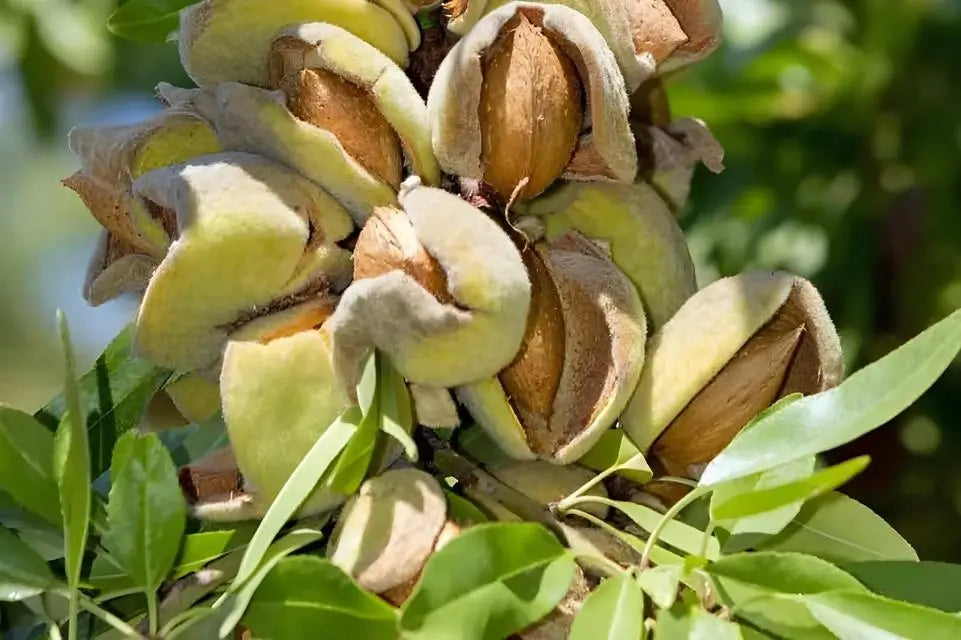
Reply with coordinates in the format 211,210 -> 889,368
94,586 -> 144,604
147,590 -> 159,636
640,487 -> 708,569
699,522 -> 717,559
657,476 -> 699,489
557,465 -> 618,513
567,548 -> 628,578
67,590 -> 78,640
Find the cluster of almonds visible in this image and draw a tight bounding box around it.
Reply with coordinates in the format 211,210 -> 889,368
64,0 -> 845,632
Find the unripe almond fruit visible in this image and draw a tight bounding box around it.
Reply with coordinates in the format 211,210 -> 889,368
622,271 -> 844,480
458,232 -> 647,464
270,38 -> 404,189
327,469 -> 448,595
430,5 -> 637,190
479,13 -> 583,200
330,183 -> 530,390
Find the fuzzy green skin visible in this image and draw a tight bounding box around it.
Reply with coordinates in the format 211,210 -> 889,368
527,181 -> 696,331
221,330 -> 348,516
178,0 -> 413,87
329,183 -> 532,391
620,271 -> 796,452
132,152 -> 351,372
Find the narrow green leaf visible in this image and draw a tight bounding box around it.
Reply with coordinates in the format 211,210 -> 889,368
706,552 -> 866,595
444,490 -> 489,526
162,530 -> 323,640
243,556 -> 397,640
841,561 -> 961,613
216,529 -> 323,638
570,573 -> 644,640
400,523 -> 576,640
569,496 -> 719,559
378,352 -> 417,460
578,430 -> 653,484
324,407 -> 376,494
0,526 -> 56,590
702,308 -> 961,485
712,457 -> 870,520
106,0 -> 193,42
172,528 -> 255,579
36,325 -> 171,477
0,407 -> 61,526
105,431 -> 186,593
801,590 -> 961,640
758,492 -> 917,563
637,565 -> 682,610
712,456 -> 816,537
231,414 -> 356,589
356,351 -> 378,415
53,312 -> 90,591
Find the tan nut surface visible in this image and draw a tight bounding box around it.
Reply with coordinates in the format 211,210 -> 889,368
479,12 -> 583,200
429,3 -> 637,195
276,66 -> 404,189
327,468 -> 447,594
458,232 -> 647,463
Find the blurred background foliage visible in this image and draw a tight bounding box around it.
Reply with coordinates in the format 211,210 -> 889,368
0,0 -> 959,559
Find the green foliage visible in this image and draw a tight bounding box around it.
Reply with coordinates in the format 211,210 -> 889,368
2,302 -> 961,639
170,528 -> 255,580
36,326 -> 172,478
655,605 -> 741,640
107,0 -> 195,43
712,456 -> 870,520
712,455 -> 816,537
841,561 -> 961,612
802,591 -> 961,640
243,557 -> 397,640
444,489 -> 490,526
0,407 -> 62,525
636,565 -> 681,610
755,492 -> 918,563
4,1 -> 961,625
212,528 -> 325,639
399,523 -> 576,640
325,352 -> 415,494
574,496 -> 720,559
53,312 -> 91,637
577,429 -> 653,485
569,573 -> 644,640
104,431 -> 185,593
707,552 -> 866,595
0,526 -> 58,596
230,416 -> 353,591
